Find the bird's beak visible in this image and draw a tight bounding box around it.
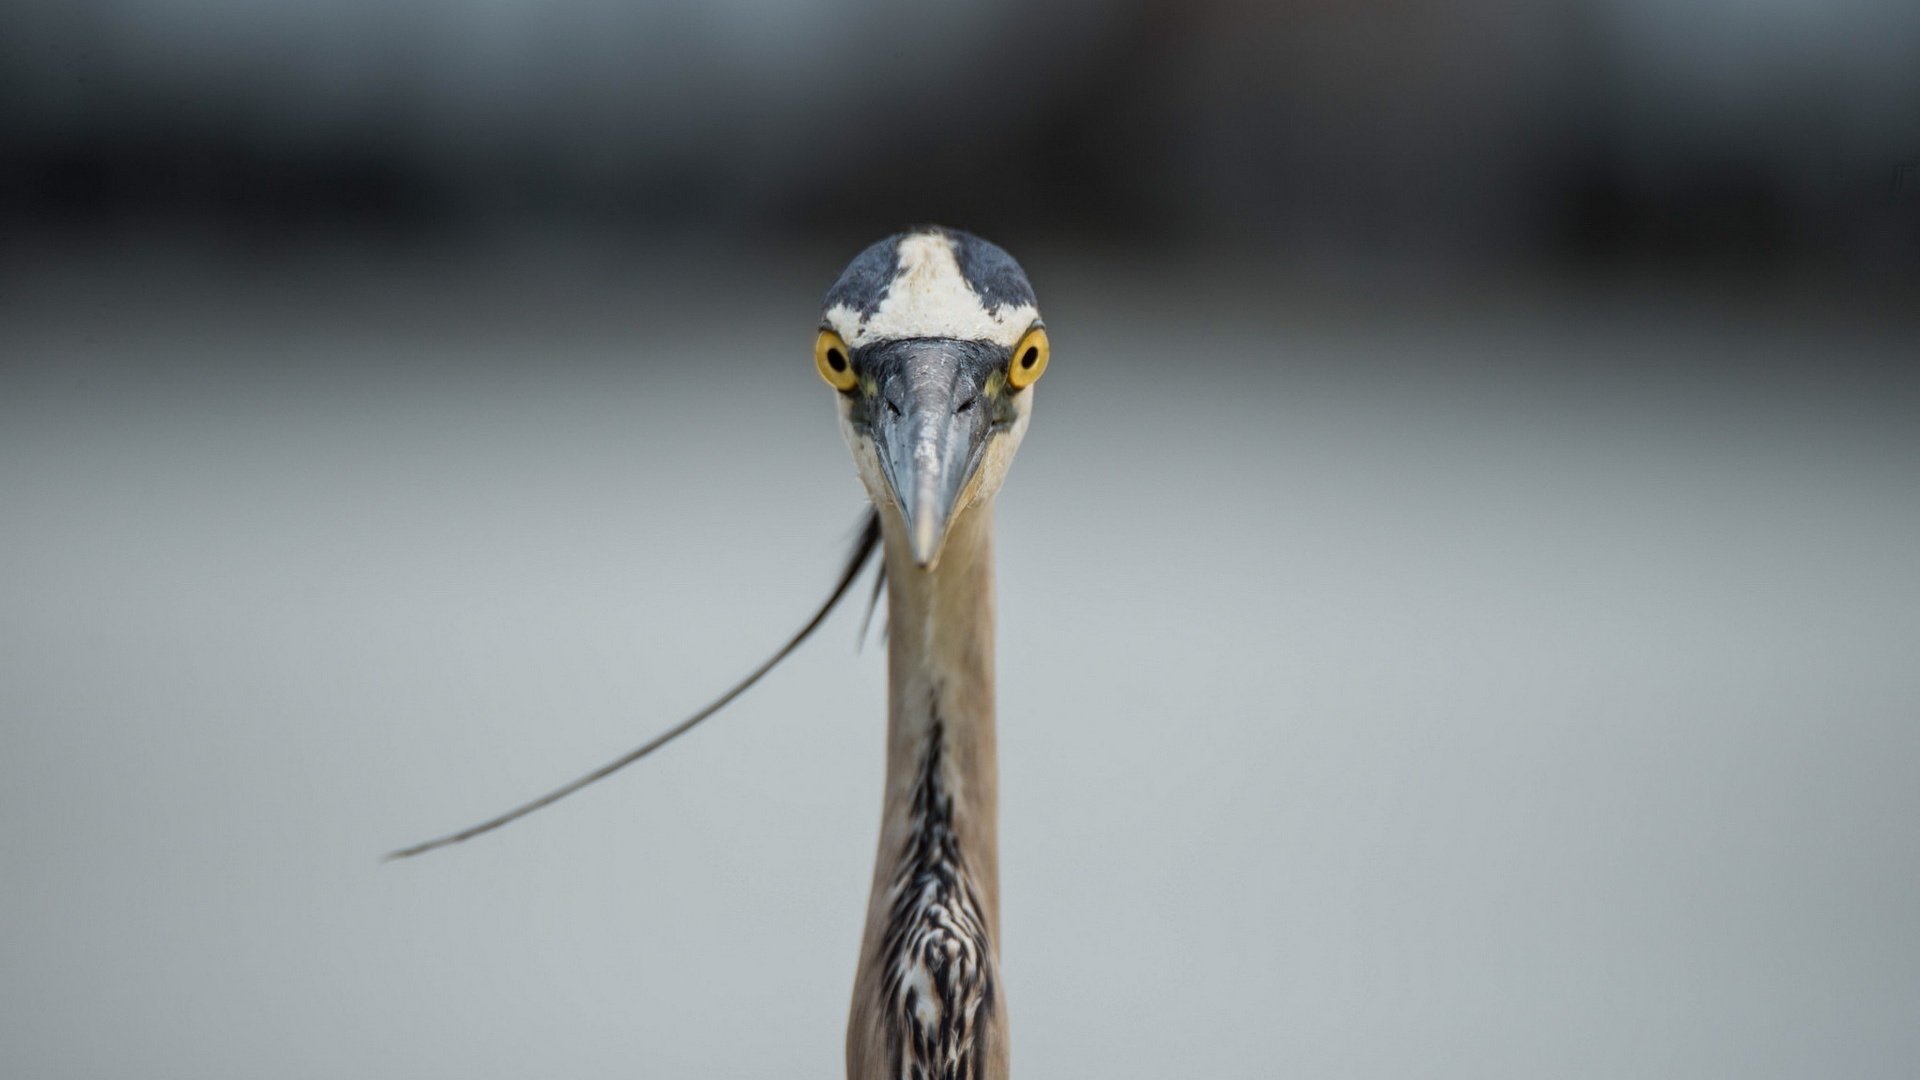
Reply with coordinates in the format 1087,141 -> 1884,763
870,340 -> 993,570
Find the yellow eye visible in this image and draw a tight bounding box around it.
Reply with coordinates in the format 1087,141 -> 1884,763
1007,326 -> 1049,390
815,329 -> 858,391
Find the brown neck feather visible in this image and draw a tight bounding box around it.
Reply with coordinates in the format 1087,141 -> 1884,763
846,500 -> 1008,1080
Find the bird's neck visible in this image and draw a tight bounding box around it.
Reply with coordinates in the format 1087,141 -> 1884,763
848,499 -> 1008,1080
880,500 -> 1000,927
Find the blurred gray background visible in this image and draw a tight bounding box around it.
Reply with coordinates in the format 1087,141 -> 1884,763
2,1 -> 1917,1078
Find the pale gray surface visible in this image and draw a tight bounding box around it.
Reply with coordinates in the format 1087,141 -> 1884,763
2,254 -> 1916,1078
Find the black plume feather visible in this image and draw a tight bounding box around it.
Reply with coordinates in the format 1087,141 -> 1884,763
386,508 -> 882,860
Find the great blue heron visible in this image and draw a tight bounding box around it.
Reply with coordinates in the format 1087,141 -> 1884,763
390,227 -> 1048,1080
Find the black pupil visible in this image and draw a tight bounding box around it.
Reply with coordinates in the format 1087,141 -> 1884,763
827,349 -> 846,372
1020,347 -> 1038,368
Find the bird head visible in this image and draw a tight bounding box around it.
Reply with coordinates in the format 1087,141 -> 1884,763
816,227 -> 1048,570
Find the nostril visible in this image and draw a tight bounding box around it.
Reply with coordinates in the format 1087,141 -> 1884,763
956,397 -> 977,415
885,399 -> 903,418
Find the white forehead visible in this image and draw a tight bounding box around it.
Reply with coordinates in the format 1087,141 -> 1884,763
823,232 -> 1039,349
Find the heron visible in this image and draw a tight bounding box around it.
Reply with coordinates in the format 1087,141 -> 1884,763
390,226 -> 1049,1080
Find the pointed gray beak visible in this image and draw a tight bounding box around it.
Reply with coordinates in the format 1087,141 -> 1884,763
869,339 -> 994,569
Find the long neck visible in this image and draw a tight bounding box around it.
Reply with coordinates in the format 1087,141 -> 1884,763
847,499 -> 1009,1080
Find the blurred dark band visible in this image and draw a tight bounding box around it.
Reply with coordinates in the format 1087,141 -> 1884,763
5,0 -> 1919,272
